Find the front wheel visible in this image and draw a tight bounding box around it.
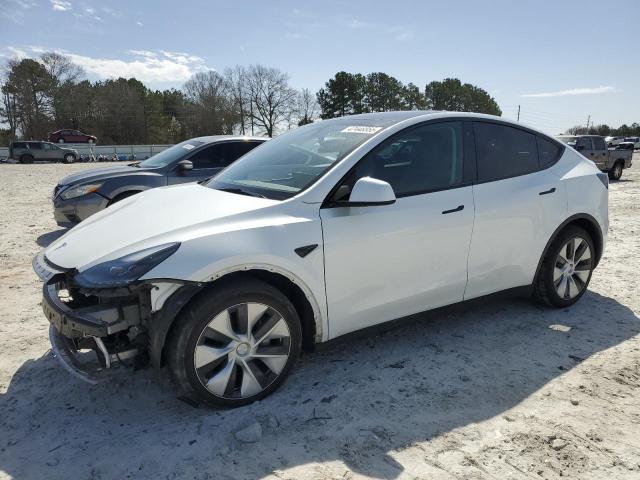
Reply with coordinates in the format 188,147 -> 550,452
63,153 -> 75,164
58,138 -> 65,143
608,162 -> 623,181
534,226 -> 595,308
167,278 -> 302,408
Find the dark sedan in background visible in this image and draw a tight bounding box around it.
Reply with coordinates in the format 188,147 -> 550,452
53,136 -> 266,227
48,129 -> 98,144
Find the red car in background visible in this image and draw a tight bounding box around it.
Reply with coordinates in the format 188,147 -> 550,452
48,129 -> 97,144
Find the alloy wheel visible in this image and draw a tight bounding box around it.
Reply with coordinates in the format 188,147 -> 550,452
553,237 -> 592,300
193,302 -> 291,399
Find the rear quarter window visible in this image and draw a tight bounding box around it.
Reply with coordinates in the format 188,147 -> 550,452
537,136 -> 563,168
592,137 -> 606,150
474,122 -> 539,182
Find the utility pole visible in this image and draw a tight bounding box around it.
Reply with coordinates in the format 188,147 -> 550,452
586,114 -> 590,132
517,105 -> 520,122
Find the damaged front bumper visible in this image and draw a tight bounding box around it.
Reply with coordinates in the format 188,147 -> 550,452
37,254 -> 150,383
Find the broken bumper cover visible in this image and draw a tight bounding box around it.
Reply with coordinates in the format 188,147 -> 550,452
48,324 -> 103,384
39,267 -> 146,383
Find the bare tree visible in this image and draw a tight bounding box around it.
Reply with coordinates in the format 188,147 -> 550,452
40,52 -> 85,85
295,88 -> 319,126
245,65 -> 297,137
183,71 -> 237,135
223,66 -> 250,135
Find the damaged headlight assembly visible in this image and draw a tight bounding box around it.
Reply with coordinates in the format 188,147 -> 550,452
74,242 -> 180,288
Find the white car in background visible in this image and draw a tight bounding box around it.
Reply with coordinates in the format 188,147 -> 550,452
34,111 -> 609,408
624,136 -> 640,149
604,136 -> 624,147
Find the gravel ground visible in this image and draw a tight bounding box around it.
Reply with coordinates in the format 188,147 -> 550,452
1,156 -> 639,480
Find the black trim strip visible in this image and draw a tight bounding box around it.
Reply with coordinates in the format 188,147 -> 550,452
539,188 -> 556,195
294,244 -> 319,258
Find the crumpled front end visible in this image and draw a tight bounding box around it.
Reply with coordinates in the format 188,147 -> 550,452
34,251 -> 151,383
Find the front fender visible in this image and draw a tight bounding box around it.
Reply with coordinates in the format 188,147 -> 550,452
147,264 -> 326,367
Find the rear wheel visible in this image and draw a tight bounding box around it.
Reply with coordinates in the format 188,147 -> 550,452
608,161 -> 623,181
19,154 -> 33,164
88,139 -> 95,144
534,226 -> 595,308
58,138 -> 65,143
167,279 -> 301,408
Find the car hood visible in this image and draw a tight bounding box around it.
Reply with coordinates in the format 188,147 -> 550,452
45,184 -> 279,270
58,165 -> 151,186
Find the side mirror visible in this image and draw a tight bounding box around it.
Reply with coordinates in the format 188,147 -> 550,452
346,177 -> 396,206
176,159 -> 193,172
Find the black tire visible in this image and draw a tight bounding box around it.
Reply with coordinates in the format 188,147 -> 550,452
63,153 -> 75,164
534,226 -> 595,308
608,161 -> 623,181
19,154 -> 33,164
166,278 -> 302,408
107,190 -> 140,206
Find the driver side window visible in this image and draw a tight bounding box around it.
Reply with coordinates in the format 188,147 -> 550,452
340,121 -> 465,198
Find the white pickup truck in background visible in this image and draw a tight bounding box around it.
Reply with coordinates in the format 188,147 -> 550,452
556,134 -> 633,180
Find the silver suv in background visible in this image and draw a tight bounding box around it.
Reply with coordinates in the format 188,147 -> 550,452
9,141 -> 79,164
556,134 -> 633,180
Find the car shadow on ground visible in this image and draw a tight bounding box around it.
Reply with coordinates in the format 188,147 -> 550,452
36,229 -> 66,248
1,290 -> 638,479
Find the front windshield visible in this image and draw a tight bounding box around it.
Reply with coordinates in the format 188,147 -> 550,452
206,121 -> 383,199
138,140 -> 204,168
556,136 -> 578,145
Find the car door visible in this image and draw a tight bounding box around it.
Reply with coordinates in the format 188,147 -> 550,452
576,136 -> 595,163
28,142 -> 44,160
465,122 -> 567,300
320,121 -> 475,338
591,136 -> 608,169
43,143 -> 61,161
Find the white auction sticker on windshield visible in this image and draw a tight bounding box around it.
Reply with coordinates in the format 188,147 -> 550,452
340,126 -> 382,134
182,144 -> 196,150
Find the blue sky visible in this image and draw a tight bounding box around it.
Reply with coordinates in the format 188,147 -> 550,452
1,0 -> 638,134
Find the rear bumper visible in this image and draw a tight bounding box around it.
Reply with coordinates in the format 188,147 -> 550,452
53,192 -> 108,227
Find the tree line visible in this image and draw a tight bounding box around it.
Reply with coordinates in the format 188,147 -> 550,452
0,51 -> 560,146
565,123 -> 640,137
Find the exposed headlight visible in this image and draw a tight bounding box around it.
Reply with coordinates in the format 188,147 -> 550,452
74,243 -> 180,288
60,183 -> 103,200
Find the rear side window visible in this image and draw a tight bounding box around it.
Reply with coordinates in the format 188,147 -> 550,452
537,136 -> 563,168
188,141 -> 261,169
592,137 -> 606,150
29,143 -> 43,150
576,137 -> 592,150
474,122 -> 538,182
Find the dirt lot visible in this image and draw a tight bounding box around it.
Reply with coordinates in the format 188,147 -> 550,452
1,157 -> 639,480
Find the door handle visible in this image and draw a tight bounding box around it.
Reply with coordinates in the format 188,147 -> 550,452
539,188 -> 556,195
442,205 -> 464,214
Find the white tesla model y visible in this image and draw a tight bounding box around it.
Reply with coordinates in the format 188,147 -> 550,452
34,111 -> 608,407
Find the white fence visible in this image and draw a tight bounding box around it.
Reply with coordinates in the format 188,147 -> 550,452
0,144 -> 172,161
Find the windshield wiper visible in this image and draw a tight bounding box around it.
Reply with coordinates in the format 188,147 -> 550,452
217,187 -> 266,198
